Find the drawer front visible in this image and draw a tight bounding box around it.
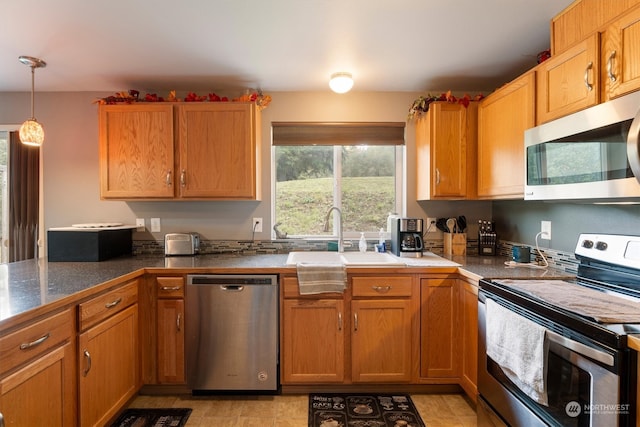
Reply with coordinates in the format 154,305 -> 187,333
156,276 -> 185,298
0,308 -> 74,375
79,280 -> 138,331
282,276 -> 344,299
351,276 -> 413,297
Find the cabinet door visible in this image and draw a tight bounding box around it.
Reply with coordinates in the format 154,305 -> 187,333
602,5 -> 640,100
351,299 -> 412,383
460,279 -> 478,403
416,102 -> 477,200
79,304 -> 139,427
176,103 -> 260,199
157,299 -> 185,384
0,342 -> 76,427
99,104 -> 175,199
420,278 -> 459,379
477,72 -> 535,199
537,34 -> 600,124
281,299 -> 345,383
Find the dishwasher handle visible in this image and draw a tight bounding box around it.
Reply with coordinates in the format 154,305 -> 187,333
220,285 -> 244,291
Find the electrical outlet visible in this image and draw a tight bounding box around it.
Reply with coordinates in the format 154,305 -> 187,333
426,217 -> 438,232
252,218 -> 263,233
541,220 -> 551,239
150,218 -> 161,233
135,218 -> 145,232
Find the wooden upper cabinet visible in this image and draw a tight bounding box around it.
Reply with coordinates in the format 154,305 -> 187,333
176,103 -> 260,200
99,104 -> 175,199
477,71 -> 535,199
551,0 -> 640,55
98,102 -> 261,200
537,33 -> 600,124
601,4 -> 640,101
416,102 -> 478,200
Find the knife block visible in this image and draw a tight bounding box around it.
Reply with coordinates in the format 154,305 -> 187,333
444,232 -> 467,255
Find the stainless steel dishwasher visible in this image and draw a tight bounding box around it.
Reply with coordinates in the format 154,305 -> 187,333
185,274 -> 278,392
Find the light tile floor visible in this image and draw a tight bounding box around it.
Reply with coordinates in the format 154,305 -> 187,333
128,393 -> 477,426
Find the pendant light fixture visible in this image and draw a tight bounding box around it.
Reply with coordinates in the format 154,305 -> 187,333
18,55 -> 47,147
329,72 -> 354,94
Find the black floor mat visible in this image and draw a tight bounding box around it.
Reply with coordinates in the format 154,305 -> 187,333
110,408 -> 192,427
309,393 -> 425,427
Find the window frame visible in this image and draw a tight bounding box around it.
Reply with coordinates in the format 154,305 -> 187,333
271,137 -> 404,240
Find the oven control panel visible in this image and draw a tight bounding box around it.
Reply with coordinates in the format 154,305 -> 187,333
575,233 -> 640,269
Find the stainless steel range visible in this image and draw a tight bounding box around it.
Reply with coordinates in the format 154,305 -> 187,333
478,233 -> 640,427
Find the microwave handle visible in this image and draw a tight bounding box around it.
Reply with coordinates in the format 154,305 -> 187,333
626,106 -> 640,184
546,329 -> 614,366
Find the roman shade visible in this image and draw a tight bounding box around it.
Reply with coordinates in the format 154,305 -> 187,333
272,122 -> 405,146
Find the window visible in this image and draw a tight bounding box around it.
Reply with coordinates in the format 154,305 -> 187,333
272,122 -> 404,238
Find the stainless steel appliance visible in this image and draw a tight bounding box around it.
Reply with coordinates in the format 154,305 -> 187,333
185,274 -> 279,391
164,232 -> 200,256
479,233 -> 640,426
390,217 -> 424,258
524,90 -> 640,202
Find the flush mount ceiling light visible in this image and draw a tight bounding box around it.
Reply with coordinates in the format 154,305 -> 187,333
329,72 -> 353,94
18,55 -> 47,147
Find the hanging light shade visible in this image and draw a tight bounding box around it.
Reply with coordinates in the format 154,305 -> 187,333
18,56 -> 47,147
329,72 -> 353,94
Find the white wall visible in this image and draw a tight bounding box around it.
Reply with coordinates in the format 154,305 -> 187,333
1,90 -> 490,242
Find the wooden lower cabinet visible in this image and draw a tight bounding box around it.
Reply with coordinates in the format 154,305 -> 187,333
420,277 -> 460,380
157,299 -> 185,383
0,308 -> 76,427
156,276 -> 186,384
351,299 -> 413,383
79,302 -> 139,427
459,278 -> 479,402
282,299 -> 345,383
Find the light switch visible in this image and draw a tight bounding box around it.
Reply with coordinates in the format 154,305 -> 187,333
150,218 -> 161,232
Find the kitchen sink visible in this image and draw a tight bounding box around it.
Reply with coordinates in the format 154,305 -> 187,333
285,251 -> 406,267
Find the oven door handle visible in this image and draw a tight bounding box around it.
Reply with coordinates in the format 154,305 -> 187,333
546,329 -> 614,367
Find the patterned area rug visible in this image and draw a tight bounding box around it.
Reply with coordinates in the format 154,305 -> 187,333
110,408 -> 192,427
309,393 -> 425,427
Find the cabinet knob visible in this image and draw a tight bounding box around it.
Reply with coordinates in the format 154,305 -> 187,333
607,50 -> 617,83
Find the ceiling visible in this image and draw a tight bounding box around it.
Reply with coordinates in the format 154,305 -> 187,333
2,0 -> 574,95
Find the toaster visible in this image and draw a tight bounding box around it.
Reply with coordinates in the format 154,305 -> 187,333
164,233 -> 200,256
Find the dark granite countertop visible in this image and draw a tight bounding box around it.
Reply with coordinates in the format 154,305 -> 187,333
0,252 -> 573,327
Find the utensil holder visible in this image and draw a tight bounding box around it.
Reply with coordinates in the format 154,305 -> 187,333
444,233 -> 467,255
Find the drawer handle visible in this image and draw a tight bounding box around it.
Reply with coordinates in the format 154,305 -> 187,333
83,349 -> 92,376
161,286 -> 181,291
104,297 -> 122,309
176,313 -> 182,332
19,332 -> 50,350
584,61 -> 593,91
607,50 -> 617,82
372,285 -> 392,293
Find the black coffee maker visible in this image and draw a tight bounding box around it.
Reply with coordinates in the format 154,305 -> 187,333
390,218 -> 424,257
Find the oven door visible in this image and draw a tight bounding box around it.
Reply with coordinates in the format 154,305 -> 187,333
478,291 -> 623,427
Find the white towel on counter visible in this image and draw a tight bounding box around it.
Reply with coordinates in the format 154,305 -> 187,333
296,263 -> 347,295
486,299 -> 549,406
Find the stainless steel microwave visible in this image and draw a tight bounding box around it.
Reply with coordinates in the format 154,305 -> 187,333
524,90 -> 640,202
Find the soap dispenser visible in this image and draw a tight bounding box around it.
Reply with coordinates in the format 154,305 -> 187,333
359,233 -> 367,252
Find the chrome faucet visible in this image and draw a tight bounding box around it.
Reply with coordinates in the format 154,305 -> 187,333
323,206 -> 344,252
